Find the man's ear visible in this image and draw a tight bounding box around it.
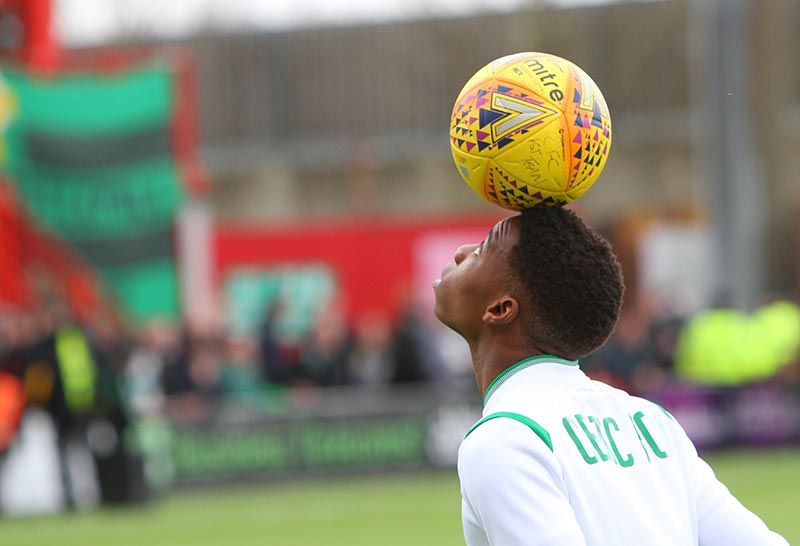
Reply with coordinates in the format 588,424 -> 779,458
483,296 -> 519,325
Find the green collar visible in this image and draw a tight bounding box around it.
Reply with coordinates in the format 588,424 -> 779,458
483,354 -> 579,405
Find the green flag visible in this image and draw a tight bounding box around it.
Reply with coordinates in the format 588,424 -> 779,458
2,62 -> 184,320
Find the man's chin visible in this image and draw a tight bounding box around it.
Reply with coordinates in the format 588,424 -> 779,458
432,299 -> 446,325
433,302 -> 455,332
433,285 -> 460,333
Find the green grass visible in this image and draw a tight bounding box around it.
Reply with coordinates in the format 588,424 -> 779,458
705,448 -> 800,544
1,449 -> 798,546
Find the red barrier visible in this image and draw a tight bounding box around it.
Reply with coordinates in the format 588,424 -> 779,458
215,213 -> 506,319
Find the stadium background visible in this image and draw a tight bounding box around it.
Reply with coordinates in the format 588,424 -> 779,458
0,0 -> 799,543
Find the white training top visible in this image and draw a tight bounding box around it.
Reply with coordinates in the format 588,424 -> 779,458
458,355 -> 789,546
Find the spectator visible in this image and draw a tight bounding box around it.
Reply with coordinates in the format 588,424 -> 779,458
390,305 -> 446,384
257,300 -> 295,386
161,325 -> 195,396
582,304 -> 651,392
298,297 -> 352,387
24,304 -> 99,509
220,334 -> 263,401
349,310 -> 394,386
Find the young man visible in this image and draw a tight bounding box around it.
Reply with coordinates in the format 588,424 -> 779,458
433,207 -> 788,546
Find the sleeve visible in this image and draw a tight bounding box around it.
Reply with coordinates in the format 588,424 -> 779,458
458,417 -> 588,546
684,441 -> 790,545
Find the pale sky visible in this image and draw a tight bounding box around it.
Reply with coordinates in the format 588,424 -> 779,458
55,0 -> 634,46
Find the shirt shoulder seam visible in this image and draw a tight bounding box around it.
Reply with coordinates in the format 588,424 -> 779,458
464,411 -> 553,452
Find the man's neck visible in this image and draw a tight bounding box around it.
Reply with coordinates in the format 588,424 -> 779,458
470,339 -> 545,397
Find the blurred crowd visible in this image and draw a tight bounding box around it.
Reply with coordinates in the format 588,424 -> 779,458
0,292 -> 800,406
1,289 -> 800,510
0,297 -> 471,430
2,290 -> 799,428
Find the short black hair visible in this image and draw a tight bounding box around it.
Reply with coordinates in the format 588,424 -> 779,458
509,207 -> 624,360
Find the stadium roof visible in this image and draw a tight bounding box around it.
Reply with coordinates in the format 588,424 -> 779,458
55,0 -> 649,46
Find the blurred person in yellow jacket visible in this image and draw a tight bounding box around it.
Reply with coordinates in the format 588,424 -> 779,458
25,305 -> 100,509
674,301 -> 800,386
751,301 -> 800,375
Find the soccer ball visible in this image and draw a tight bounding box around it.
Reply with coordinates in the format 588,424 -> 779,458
449,52 -> 612,210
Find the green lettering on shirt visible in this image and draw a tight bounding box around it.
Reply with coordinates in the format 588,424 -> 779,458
576,414 -> 610,462
562,416 -> 598,464
564,414 -> 638,467
588,415 -> 617,465
603,417 -> 634,467
633,411 -> 668,459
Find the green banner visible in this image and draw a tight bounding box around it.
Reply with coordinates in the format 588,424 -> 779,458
170,415 -> 429,484
2,63 -> 184,320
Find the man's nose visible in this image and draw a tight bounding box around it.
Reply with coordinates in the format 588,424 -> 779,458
454,244 -> 477,265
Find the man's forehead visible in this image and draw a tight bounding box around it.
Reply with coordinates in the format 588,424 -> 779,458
491,215 -> 520,235
487,215 -> 520,245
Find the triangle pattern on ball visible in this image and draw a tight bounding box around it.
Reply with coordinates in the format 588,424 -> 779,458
479,108 -> 508,129
496,136 -> 514,149
591,101 -> 604,128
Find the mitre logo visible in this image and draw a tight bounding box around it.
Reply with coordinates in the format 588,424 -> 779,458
523,57 -> 566,104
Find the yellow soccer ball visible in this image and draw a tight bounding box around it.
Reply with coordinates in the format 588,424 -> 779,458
450,52 -> 612,210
